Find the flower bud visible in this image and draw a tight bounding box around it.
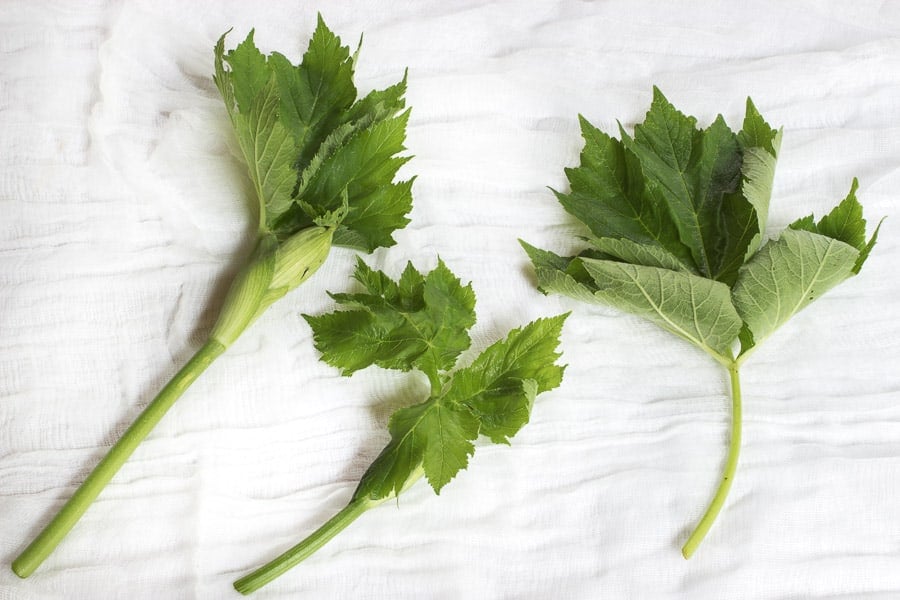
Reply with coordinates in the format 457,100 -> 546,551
270,225 -> 334,291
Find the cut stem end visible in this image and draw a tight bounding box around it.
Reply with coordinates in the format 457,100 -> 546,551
233,498 -> 372,595
11,339 -> 226,577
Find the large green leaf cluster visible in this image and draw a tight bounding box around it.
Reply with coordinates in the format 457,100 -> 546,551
523,89 -> 880,363
214,15 -> 412,251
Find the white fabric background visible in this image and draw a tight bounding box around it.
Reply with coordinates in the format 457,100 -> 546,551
2,1 -> 899,598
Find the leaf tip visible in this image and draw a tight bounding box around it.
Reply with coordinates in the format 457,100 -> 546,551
745,96 -> 759,116
216,27 -> 233,47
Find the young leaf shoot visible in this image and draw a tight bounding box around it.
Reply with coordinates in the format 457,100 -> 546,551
13,16 -> 413,578
521,88 -> 882,558
232,259 -> 568,594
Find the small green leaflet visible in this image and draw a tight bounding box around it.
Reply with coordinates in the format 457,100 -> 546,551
790,178 -> 883,274
522,89 -> 882,557
303,258 -> 476,384
304,260 -> 568,498
520,241 -> 606,305
214,15 -> 412,250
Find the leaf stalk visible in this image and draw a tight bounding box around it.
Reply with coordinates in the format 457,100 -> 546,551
681,362 -> 742,559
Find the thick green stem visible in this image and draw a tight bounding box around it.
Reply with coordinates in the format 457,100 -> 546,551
11,339 -> 226,578
681,363 -> 742,559
234,498 -> 372,595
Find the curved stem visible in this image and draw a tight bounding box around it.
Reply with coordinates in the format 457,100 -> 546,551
682,363 -> 742,559
12,339 -> 226,578
234,498 -> 372,595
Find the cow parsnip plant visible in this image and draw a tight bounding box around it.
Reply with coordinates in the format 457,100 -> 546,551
13,16 -> 413,577
233,259 -> 568,593
522,88 -> 882,558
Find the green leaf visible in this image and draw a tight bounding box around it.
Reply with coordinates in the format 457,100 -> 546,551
354,315 -> 568,498
302,110 -> 411,212
731,228 -> 860,345
214,31 -> 298,226
737,98 -> 781,257
587,236 -> 696,273
224,30 -> 270,114
519,240 -> 601,304
855,217 -> 883,274
622,88 -> 754,283
579,258 -> 742,361
555,115 -> 694,267
524,233 -> 739,361
230,78 -> 298,227
213,32 -> 235,115
445,315 -> 568,443
789,214 -> 817,232
269,14 -> 357,172
342,71 -> 408,127
737,97 -> 779,156
817,179 -> 867,249
273,111 -> 413,249
708,187 -> 758,286
330,178 -> 414,250
303,258 -> 476,383
356,397 -> 480,498
789,178 -> 883,273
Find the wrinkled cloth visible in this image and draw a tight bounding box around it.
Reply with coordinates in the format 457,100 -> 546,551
2,1 -> 900,598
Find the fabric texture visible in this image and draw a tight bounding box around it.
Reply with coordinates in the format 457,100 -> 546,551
2,1 -> 899,598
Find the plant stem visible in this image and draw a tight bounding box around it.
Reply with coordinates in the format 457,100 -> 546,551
234,498 -> 372,595
11,339 -> 226,578
681,363 -> 742,559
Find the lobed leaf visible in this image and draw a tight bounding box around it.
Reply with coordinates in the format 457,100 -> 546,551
522,239 -> 740,361
270,14 -> 357,172
354,315 -> 568,498
733,228 -> 860,347
519,89 -> 883,561
355,397 -> 480,498
790,178 -> 883,274
622,88 -> 756,284
342,71 -> 408,128
579,258 -> 742,361
519,240 -> 602,304
444,315 -> 568,443
225,30 -> 270,115
303,258 -> 476,383
230,79 -> 298,226
555,116 -> 694,268
737,98 -> 782,258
